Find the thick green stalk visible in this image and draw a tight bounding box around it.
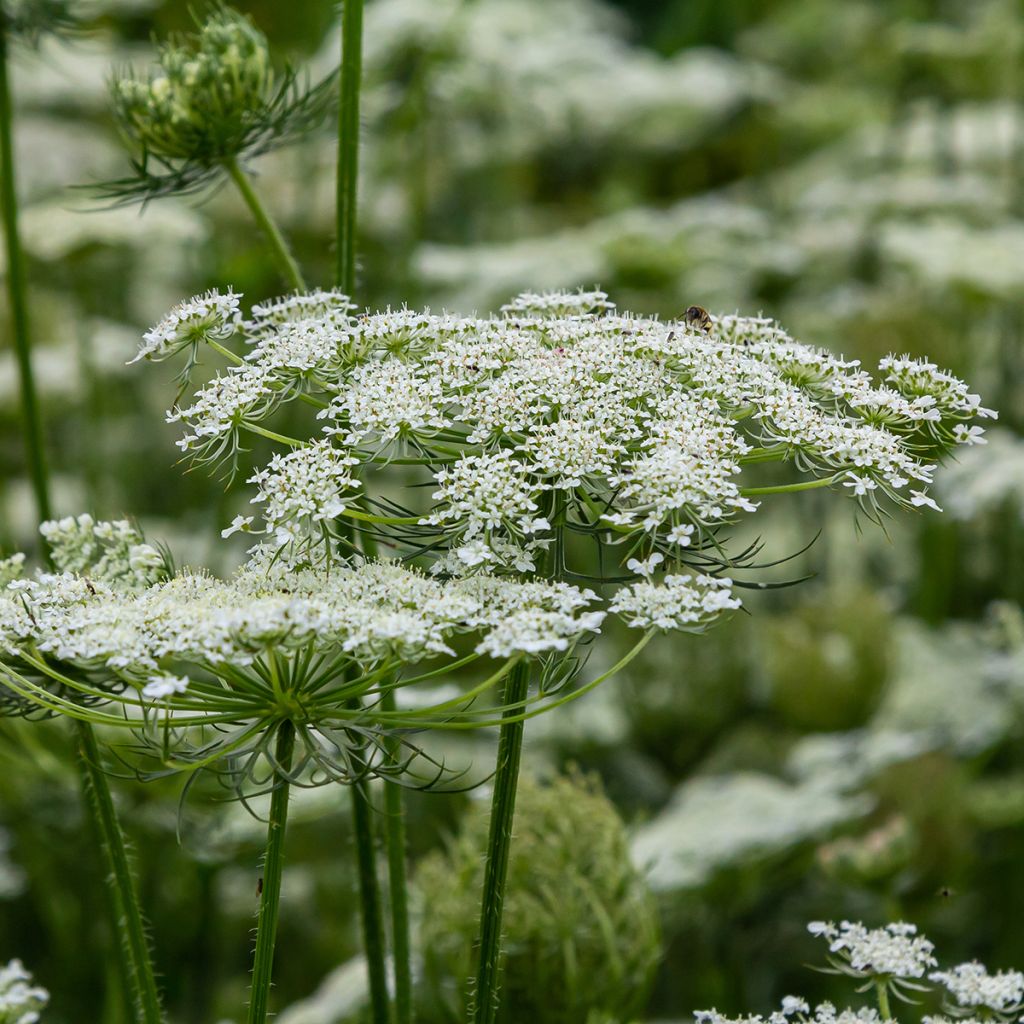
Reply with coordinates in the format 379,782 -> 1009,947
336,0 -> 364,295
382,690 -> 413,1024
247,722 -> 296,1024
0,25 -> 51,533
471,660 -> 531,1024
75,721 -> 163,1024
351,773 -> 390,1024
224,158 -> 306,292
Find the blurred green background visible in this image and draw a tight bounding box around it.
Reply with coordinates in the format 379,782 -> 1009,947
3,0 -> 1024,1021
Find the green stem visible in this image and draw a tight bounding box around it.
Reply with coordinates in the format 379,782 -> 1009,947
875,981 -> 892,1021
471,660 -> 530,1024
351,774 -> 390,1024
382,690 -> 413,1024
740,476 -> 838,496
336,0 -> 364,295
0,25 -> 52,539
224,157 -> 306,293
75,721 -> 163,1024
247,722 -> 296,1024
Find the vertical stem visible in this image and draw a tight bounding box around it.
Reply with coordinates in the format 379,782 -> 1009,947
75,720 -> 163,1024
247,721 -> 296,1024
0,25 -> 52,536
875,981 -> 892,1021
382,689 -> 413,1024
351,773 -> 390,1024
224,157 -> 306,292
336,0 -> 364,295
471,660 -> 530,1024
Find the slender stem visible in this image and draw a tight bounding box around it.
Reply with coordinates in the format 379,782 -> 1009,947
75,720 -> 164,1024
471,660 -> 530,1024
0,25 -> 52,539
351,774 -> 390,1024
382,690 -> 413,1024
740,476 -> 838,496
336,0 -> 364,295
224,158 -> 306,292
875,981 -> 892,1021
247,722 -> 296,1024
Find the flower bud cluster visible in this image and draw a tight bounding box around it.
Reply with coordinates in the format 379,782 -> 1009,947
111,6 -> 271,164
39,514 -> 164,589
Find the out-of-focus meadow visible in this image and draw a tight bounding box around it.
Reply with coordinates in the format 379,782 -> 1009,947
3,0 -> 1024,1020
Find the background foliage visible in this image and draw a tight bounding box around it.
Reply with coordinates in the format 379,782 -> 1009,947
2,0 -> 1024,1021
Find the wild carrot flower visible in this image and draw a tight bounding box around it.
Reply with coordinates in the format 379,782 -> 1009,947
0,958 -> 48,1024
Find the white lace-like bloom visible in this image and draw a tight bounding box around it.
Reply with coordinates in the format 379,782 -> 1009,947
0,557 -> 607,683
245,289 -> 355,334
39,515 -> 163,589
423,449 -> 546,543
249,439 -> 361,548
808,920 -> 937,978
611,574 -> 740,632
0,958 -> 48,1024
132,288 -> 240,364
694,1000 -> 880,1024
158,293 -> 991,571
142,674 -> 189,700
930,962 -> 1024,1014
169,364 -> 277,451
500,288 -> 616,317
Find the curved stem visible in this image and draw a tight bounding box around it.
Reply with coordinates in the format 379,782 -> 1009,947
75,721 -> 164,1024
336,0 -> 364,295
0,26 -> 52,541
224,158 -> 306,293
471,659 -> 530,1024
247,722 -> 296,1024
382,690 -> 413,1024
351,773 -> 390,1024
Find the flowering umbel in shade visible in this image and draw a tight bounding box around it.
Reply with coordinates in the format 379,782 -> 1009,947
0,958 -> 48,1024
100,4 -> 335,202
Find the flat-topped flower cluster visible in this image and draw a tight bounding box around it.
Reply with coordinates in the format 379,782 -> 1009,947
0,515 -> 736,785
695,920 -> 1024,1024
147,288 -> 992,584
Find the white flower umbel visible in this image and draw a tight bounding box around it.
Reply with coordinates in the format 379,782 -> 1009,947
930,962 -> 1024,1017
130,288 -> 240,364
152,290 -> 991,577
39,514 -> 164,590
0,541 -> 613,788
0,958 -> 48,1024
695,1001 -> 882,1024
809,920 -> 937,980
809,919 -> 938,1014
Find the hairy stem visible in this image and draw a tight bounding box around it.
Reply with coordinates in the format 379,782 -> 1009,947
336,0 -> 364,295
382,690 -> 413,1024
351,774 -> 390,1024
224,158 -> 306,292
247,721 -> 296,1024
75,721 -> 163,1024
0,25 -> 52,536
471,659 -> 530,1024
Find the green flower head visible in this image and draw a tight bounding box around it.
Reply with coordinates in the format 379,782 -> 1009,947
104,3 -> 334,201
